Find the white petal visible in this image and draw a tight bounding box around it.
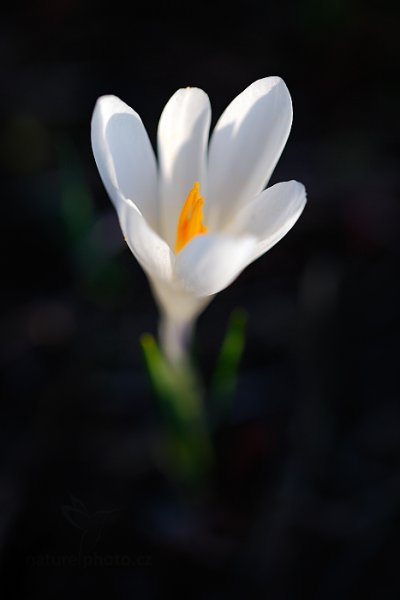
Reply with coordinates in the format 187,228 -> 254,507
207,77 -> 293,228
175,233 -> 257,297
225,180 -> 306,263
157,87 -> 211,247
91,95 -> 158,231
117,195 -> 174,283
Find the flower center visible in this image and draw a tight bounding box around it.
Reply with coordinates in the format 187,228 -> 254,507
175,182 -> 208,253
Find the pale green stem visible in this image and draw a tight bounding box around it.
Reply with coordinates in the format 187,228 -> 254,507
159,314 -> 195,366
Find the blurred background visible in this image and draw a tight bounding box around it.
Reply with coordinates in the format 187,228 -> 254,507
1,0 -> 399,598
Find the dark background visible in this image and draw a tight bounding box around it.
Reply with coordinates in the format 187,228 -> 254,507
1,1 -> 400,598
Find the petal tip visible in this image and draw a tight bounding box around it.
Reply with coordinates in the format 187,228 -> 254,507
168,86 -> 210,107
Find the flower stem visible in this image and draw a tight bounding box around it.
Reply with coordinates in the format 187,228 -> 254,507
141,330 -> 213,488
159,315 -> 195,366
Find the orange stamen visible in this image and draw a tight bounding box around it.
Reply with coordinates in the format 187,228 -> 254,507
175,182 -> 208,253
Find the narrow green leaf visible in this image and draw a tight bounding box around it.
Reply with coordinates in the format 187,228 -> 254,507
209,308 -> 248,428
140,333 -> 213,485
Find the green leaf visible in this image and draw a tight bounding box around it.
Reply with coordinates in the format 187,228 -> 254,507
209,308 -> 248,429
140,334 -> 213,485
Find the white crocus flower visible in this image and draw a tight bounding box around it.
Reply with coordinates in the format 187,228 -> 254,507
91,77 -> 306,363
